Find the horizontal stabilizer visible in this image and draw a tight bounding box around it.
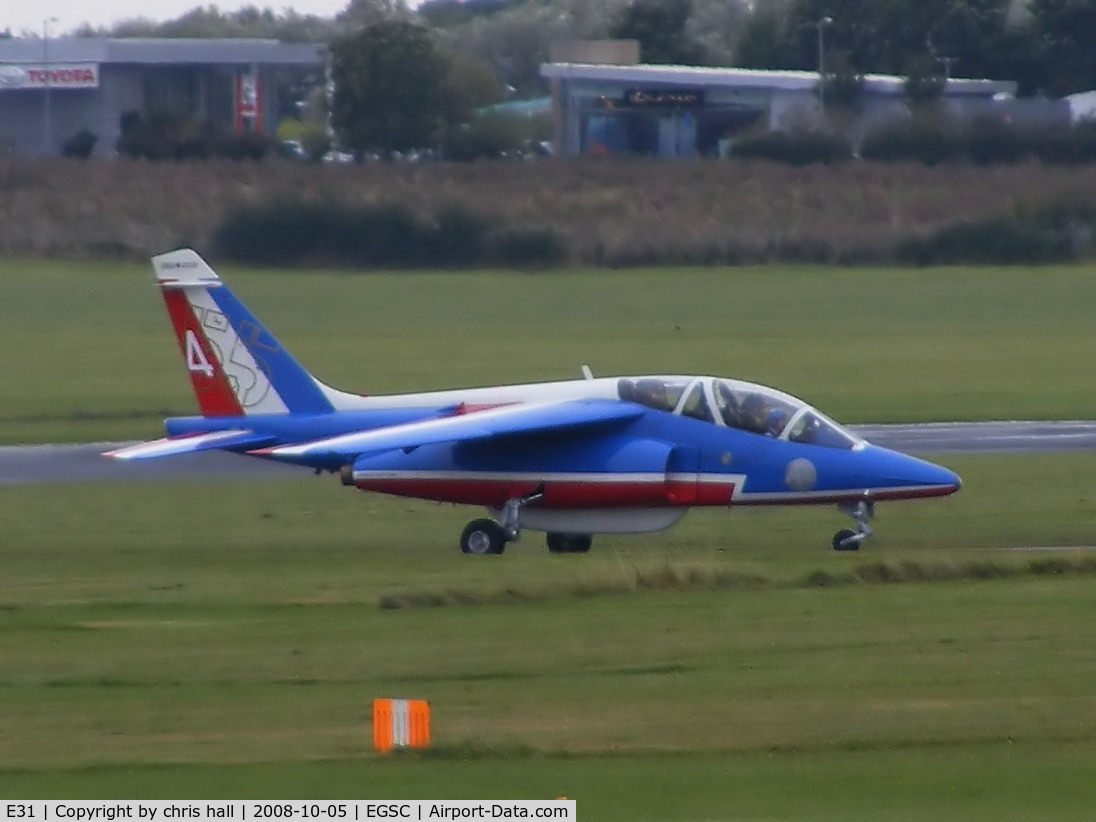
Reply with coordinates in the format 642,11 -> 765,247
255,399 -> 644,465
103,429 -> 273,461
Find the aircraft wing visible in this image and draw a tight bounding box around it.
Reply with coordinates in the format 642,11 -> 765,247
104,429 -> 275,461
256,399 -> 645,465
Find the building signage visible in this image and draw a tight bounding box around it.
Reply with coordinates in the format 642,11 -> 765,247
0,63 -> 100,90
622,87 -> 705,107
234,69 -> 263,132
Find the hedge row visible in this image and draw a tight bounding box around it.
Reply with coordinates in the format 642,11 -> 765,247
898,202 -> 1096,265
728,122 -> 1096,167
213,201 -> 567,268
213,198 -> 1096,269
730,131 -> 853,165
861,121 -> 1096,166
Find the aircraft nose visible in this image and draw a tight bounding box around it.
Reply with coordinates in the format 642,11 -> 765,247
863,445 -> 961,497
931,463 -> 962,494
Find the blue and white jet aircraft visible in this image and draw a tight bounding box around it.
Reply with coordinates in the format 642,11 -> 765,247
106,249 -> 961,555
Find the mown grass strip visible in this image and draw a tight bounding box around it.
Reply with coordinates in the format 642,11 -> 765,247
378,553 -> 1096,609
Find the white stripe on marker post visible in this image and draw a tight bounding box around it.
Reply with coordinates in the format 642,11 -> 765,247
373,698 -> 430,752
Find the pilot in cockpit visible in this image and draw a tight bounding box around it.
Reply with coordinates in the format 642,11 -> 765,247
764,408 -> 789,437
740,393 -> 768,435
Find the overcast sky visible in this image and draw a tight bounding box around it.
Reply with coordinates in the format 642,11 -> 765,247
6,0 -> 352,38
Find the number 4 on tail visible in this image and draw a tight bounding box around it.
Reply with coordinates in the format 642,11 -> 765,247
185,328 -> 216,378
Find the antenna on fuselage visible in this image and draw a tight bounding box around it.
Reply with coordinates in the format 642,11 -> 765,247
581,364 -> 594,380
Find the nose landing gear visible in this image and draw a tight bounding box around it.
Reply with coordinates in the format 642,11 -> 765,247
833,499 -> 874,551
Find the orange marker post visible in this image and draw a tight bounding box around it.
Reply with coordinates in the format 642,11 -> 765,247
373,699 -> 430,752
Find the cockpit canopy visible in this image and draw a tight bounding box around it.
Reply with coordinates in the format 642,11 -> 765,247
617,376 -> 861,450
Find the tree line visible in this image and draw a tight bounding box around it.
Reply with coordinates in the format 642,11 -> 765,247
57,0 -> 1096,99
31,0 -> 1096,160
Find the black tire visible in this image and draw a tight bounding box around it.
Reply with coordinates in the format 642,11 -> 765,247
832,528 -> 860,551
546,532 -> 593,554
460,519 -> 507,555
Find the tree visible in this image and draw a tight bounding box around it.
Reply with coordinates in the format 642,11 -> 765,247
685,0 -> 751,66
609,0 -> 707,65
330,20 -> 447,156
80,5 -> 338,41
734,5 -> 792,69
819,49 -> 864,112
438,52 -> 505,127
432,2 -> 586,98
418,0 -> 525,28
1027,0 -> 1096,96
902,54 -> 947,107
735,0 -> 1017,81
337,0 -> 413,29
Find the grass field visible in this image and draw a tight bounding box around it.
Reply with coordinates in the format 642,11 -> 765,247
2,456 -> 1096,815
3,258 -> 1096,442
2,259 -> 1096,816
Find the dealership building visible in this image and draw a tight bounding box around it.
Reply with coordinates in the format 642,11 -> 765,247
541,43 -> 1019,158
0,37 -> 325,155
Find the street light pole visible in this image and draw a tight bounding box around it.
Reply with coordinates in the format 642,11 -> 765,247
816,16 -> 833,111
42,17 -> 57,154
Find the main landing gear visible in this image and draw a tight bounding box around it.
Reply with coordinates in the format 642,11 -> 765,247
457,484 -> 594,555
459,518 -> 508,555
459,485 -> 543,555
832,499 -> 874,551
546,532 -> 593,554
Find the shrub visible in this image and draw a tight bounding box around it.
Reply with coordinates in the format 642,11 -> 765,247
860,118 -> 957,165
898,216 -> 1075,266
213,200 -> 563,269
353,204 -> 433,265
212,131 -> 276,161
429,207 -> 491,266
299,124 -> 332,163
61,128 -> 98,159
862,117 -> 1096,167
488,226 -> 568,268
731,130 -> 852,165
215,201 -> 433,267
116,108 -> 276,162
116,109 -> 179,160
441,112 -> 530,162
963,118 -> 1032,165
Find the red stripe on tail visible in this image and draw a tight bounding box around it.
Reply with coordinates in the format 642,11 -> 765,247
162,289 -> 243,417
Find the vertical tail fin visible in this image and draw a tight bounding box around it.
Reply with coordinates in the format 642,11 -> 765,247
153,249 -> 334,417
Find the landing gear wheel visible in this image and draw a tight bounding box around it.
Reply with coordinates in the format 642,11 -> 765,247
832,528 -> 860,551
834,499 -> 874,551
460,519 -> 507,555
546,532 -> 593,554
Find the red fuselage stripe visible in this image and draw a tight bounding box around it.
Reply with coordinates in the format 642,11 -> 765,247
353,476 -> 956,508
354,477 -> 735,508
